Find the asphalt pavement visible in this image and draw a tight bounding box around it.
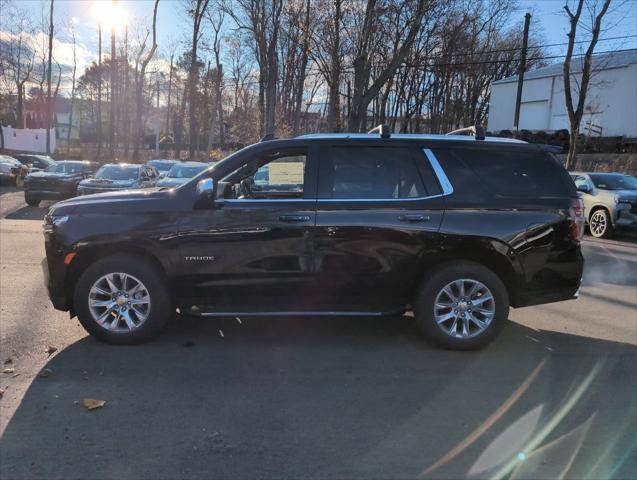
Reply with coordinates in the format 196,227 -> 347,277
0,187 -> 635,480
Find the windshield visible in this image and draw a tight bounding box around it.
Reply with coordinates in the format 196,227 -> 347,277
167,164 -> 208,178
589,174 -> 637,190
46,163 -> 84,174
95,165 -> 140,181
148,160 -> 176,172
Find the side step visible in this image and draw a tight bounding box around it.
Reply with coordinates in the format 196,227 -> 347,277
183,305 -> 406,318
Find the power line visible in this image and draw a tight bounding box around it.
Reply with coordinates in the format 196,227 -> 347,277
433,34 -> 637,59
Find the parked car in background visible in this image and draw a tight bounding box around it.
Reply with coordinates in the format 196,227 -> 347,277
12,154 -> 57,173
157,161 -> 209,188
0,155 -> 25,186
24,160 -> 99,206
78,163 -> 160,195
42,127 -> 583,349
570,172 -> 637,238
147,159 -> 180,178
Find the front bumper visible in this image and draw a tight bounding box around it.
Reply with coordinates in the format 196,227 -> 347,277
41,256 -> 69,311
614,202 -> 637,228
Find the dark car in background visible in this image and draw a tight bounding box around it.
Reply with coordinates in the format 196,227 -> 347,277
42,128 -> 584,349
77,163 -> 160,195
24,160 -> 99,206
13,154 -> 57,173
0,155 -> 25,186
147,159 -> 179,178
156,161 -> 208,188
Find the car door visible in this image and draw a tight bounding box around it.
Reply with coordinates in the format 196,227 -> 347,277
173,144 -> 319,310
313,141 -> 445,311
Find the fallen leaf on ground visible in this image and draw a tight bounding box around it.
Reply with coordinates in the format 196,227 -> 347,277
45,346 -> 57,356
0,389 -> 4,398
73,400 -> 79,405
3,358 -> 12,364
37,368 -> 52,378
82,399 -> 105,410
2,368 -> 15,374
12,373 -> 20,378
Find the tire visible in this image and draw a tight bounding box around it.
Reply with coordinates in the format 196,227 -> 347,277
73,254 -> 171,345
413,261 -> 510,350
24,192 -> 40,207
589,208 -> 614,238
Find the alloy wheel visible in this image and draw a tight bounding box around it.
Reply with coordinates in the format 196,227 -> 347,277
88,272 -> 151,332
433,278 -> 495,339
590,210 -> 607,237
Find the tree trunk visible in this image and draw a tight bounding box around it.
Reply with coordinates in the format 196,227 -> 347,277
565,128 -> 579,170
327,0 -> 342,132
45,0 -> 54,154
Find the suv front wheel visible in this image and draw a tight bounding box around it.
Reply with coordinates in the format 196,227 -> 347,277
414,261 -> 509,350
73,254 -> 172,344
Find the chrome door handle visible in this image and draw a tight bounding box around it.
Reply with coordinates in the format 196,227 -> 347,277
279,215 -> 311,223
398,214 -> 430,222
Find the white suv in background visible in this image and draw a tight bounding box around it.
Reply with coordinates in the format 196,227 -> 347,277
570,172 -> 637,238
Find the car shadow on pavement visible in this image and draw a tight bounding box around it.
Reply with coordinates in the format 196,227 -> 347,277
1,316 -> 635,480
4,204 -> 52,221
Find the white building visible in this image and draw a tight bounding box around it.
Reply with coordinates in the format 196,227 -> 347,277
488,49 -> 637,137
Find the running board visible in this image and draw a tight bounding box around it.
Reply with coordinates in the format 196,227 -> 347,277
183,307 -> 406,318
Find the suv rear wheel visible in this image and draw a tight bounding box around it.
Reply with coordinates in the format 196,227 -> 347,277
73,254 -> 171,344
414,261 -> 509,350
589,208 -> 614,238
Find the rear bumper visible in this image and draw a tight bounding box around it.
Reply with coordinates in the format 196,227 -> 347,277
26,188 -> 75,200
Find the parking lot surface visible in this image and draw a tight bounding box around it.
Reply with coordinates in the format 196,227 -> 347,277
0,187 -> 635,479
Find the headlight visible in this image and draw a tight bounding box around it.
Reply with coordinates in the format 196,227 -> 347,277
43,214 -> 69,233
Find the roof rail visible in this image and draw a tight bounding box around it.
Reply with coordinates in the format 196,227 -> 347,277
446,125 -> 486,141
260,133 -> 276,142
367,124 -> 391,139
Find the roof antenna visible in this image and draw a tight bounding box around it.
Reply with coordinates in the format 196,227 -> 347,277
260,133 -> 276,142
367,124 -> 391,139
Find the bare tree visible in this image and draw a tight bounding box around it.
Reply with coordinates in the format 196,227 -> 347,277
563,0 -> 612,169
67,21 -> 78,153
228,0 -> 284,136
0,4 -> 37,127
187,0 -> 210,159
132,0 -> 160,162
205,7 -> 225,150
45,0 -> 54,154
348,0 -> 428,132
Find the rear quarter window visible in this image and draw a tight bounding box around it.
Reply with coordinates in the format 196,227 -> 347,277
437,147 -> 575,198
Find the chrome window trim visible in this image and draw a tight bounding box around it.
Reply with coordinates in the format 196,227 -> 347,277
423,148 -> 454,196
220,148 -> 453,203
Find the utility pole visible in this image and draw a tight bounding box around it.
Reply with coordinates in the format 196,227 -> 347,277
45,0 -> 54,155
514,13 -> 531,131
109,0 -> 117,160
97,21 -> 102,159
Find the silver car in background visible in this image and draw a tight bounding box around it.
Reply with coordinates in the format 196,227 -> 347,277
570,172 -> 637,238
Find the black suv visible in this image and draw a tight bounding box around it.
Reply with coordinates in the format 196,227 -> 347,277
24,160 -> 99,206
42,129 -> 584,349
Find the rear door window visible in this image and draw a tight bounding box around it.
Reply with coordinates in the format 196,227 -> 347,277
318,146 -> 426,199
438,148 -> 574,197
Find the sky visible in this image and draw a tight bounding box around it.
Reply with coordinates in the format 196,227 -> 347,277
2,0 -> 637,97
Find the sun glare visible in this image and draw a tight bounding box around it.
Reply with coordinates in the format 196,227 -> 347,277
92,1 -> 127,32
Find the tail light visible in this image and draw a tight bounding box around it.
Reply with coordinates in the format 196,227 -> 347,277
569,198 -> 585,242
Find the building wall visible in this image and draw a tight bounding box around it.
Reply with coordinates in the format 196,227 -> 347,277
488,64 -> 637,137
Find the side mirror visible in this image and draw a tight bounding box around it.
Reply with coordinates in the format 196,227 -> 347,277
577,184 -> 591,193
196,177 -> 216,199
